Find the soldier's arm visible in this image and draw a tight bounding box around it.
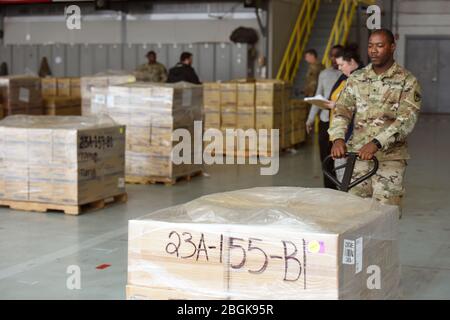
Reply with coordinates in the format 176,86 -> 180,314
135,64 -> 145,72
328,79 -> 357,141
374,77 -> 422,150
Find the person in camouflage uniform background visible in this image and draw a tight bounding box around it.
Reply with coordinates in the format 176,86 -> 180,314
329,29 -> 422,218
135,51 -> 168,82
303,49 -> 325,97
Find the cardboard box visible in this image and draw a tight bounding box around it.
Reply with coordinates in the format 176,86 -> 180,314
41,77 -> 58,97
104,82 -> 203,180
90,87 -> 108,115
237,82 -> 255,108
0,76 -> 43,116
204,110 -> 221,129
255,81 -> 283,108
81,72 -> 135,115
0,115 -> 125,205
127,187 -> 400,300
236,107 -> 255,130
255,106 -> 282,130
70,78 -> 81,98
43,97 -> 81,116
203,82 -> 221,110
57,78 -> 72,97
290,100 -> 308,145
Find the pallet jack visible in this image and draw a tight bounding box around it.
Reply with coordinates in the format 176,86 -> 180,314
322,152 -> 379,192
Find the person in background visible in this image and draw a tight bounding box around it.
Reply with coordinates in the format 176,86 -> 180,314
305,44 -> 343,189
38,57 -> 52,78
323,46 -> 364,182
0,62 -> 8,76
303,49 -> 325,97
167,52 -> 201,85
135,51 -> 168,82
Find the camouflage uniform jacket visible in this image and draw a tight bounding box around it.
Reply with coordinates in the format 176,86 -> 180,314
328,62 -> 422,161
135,62 -> 168,82
304,62 -> 325,97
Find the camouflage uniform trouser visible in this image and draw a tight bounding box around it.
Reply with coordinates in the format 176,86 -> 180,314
349,159 -> 407,218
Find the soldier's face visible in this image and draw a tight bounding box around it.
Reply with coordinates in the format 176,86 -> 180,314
147,54 -> 156,64
330,49 -> 340,69
305,53 -> 316,64
368,33 -> 396,67
337,57 -> 358,77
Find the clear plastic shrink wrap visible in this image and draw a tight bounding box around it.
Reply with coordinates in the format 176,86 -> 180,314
0,114 -> 125,205
127,187 -> 400,300
100,81 -> 203,180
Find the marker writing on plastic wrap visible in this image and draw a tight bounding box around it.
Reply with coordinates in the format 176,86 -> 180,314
165,230 -> 308,287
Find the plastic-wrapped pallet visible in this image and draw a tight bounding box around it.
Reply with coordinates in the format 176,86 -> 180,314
0,75 -> 43,116
127,187 -> 400,300
105,82 -> 203,182
203,83 -> 221,129
290,100 -> 308,145
0,115 -> 125,206
81,71 -> 135,115
43,97 -> 81,116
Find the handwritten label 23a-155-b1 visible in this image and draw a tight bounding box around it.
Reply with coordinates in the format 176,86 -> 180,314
165,230 -> 309,288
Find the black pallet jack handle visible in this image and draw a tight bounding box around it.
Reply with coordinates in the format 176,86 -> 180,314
322,152 -> 379,192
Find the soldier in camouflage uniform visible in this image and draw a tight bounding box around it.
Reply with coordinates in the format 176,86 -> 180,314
328,29 -> 422,217
135,51 -> 168,82
303,49 -> 325,97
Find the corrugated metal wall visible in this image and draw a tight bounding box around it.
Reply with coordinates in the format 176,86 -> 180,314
0,42 -> 250,81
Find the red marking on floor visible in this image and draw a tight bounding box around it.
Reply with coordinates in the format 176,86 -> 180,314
96,264 -> 111,270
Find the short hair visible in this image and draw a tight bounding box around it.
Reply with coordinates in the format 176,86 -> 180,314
336,45 -> 363,66
146,51 -> 156,57
304,49 -> 318,58
180,52 -> 193,62
331,44 -> 344,56
370,28 -> 396,44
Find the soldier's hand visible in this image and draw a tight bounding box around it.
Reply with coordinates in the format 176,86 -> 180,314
306,122 -> 313,135
323,100 -> 336,110
331,139 -> 346,159
358,142 -> 378,160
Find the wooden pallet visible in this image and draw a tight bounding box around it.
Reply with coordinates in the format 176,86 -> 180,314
126,171 -> 203,186
0,193 -> 128,216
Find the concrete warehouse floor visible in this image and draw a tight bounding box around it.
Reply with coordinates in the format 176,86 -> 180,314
0,114 -> 448,300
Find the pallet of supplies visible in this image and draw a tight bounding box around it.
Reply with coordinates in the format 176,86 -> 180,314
104,82 -> 203,185
81,71 -> 136,116
41,77 -> 58,97
0,115 -> 126,215
0,75 -> 43,116
290,99 -> 308,146
43,96 -> 81,116
203,82 -> 221,129
127,187 -> 400,300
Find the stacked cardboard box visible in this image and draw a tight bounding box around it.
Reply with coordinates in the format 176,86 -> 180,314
41,78 -> 58,97
41,77 -> 81,98
41,77 -> 82,115
127,187 -> 400,300
81,72 -> 135,116
203,83 -> 221,129
220,83 -> 238,130
254,80 -> 284,156
0,115 -> 125,205
203,79 -> 294,158
43,97 -> 82,116
290,99 -> 308,146
103,82 -> 203,181
281,83 -> 293,149
0,76 -> 43,116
